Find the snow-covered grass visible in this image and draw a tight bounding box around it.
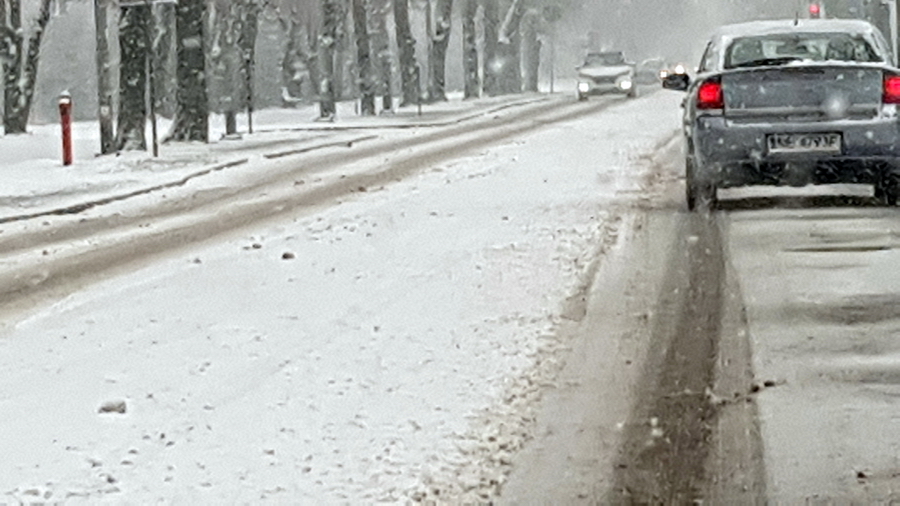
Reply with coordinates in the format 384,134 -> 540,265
0,91 -> 684,503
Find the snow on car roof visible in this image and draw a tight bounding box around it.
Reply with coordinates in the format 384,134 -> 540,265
712,18 -> 878,41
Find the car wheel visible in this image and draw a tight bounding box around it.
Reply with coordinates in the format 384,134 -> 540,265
578,94 -> 588,101
627,86 -> 638,99
686,157 -> 717,211
876,165 -> 900,206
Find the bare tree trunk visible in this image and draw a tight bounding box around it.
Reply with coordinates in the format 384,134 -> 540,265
496,0 -> 523,94
305,23 -> 321,103
393,0 -> 418,106
1,0 -> 7,122
428,0 -> 453,101
462,0 -> 479,99
424,0 -> 432,99
522,10 -> 539,92
2,0 -> 22,133
371,0 -> 392,112
334,5 -> 351,101
117,3 -> 150,150
94,0 -> 114,153
240,2 -> 259,132
318,0 -> 340,118
208,1 -> 237,131
2,0 -> 51,135
279,17 -> 302,104
152,2 -> 177,119
281,16 -> 320,105
482,0 -> 500,96
351,0 -> 375,115
168,0 -> 208,142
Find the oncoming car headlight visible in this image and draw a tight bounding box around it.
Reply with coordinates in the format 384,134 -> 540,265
577,81 -> 590,93
616,77 -> 633,91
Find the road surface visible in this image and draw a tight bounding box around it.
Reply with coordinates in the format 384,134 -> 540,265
2,89 -> 900,503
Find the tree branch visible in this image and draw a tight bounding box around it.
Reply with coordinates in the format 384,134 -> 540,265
20,0 -> 52,95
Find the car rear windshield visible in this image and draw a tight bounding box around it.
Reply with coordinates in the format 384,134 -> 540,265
725,33 -> 881,69
585,53 -> 626,66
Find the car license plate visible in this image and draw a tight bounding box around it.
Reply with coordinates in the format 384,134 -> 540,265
767,132 -> 842,154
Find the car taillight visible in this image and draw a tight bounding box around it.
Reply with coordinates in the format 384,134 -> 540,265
697,79 -> 724,110
884,75 -> 900,104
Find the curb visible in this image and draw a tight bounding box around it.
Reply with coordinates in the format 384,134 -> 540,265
253,95 -> 552,133
0,158 -> 249,225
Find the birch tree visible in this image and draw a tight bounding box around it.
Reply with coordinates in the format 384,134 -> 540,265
0,0 -> 53,135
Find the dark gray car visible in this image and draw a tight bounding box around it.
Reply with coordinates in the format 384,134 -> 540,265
663,19 -> 900,210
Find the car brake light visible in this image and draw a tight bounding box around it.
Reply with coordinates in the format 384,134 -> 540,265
809,3 -> 821,18
697,79 -> 724,110
884,75 -> 900,104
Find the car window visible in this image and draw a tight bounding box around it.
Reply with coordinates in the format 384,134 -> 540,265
725,33 -> 881,68
585,52 -> 626,66
698,42 -> 716,72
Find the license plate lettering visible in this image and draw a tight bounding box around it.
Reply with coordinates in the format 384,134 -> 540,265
767,133 -> 842,153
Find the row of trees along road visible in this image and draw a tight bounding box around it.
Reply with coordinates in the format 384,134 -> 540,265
0,0 -> 568,151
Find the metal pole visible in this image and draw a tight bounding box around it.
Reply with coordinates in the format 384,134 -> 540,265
59,92 -> 73,166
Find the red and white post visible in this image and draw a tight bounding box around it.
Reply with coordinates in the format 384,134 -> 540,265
58,91 -> 73,166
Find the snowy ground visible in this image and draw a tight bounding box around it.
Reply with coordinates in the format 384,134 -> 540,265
0,93 -> 552,219
0,90 -> 683,503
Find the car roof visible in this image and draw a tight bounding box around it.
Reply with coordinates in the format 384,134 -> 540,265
712,18 -> 879,40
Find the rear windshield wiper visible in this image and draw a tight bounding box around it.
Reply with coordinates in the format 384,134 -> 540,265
730,56 -> 802,68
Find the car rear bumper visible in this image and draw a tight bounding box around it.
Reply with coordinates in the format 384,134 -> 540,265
692,116 -> 900,187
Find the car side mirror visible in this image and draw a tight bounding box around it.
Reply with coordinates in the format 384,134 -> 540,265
662,73 -> 691,91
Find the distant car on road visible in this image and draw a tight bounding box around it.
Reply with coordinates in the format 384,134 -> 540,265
577,51 -> 637,100
663,19 -> 900,210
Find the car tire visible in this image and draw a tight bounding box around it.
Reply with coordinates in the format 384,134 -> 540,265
686,157 -> 716,211
577,94 -> 588,102
876,165 -> 900,206
627,86 -> 638,99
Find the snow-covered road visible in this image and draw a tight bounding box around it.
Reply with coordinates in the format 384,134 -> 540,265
0,91 -> 683,503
